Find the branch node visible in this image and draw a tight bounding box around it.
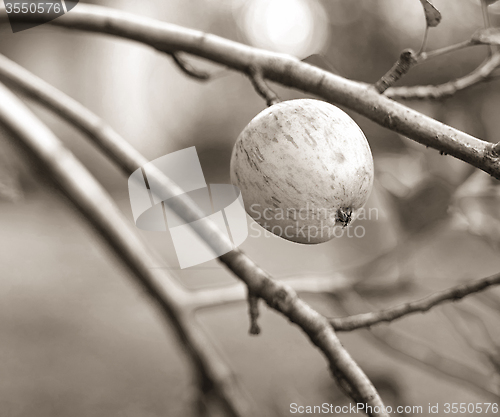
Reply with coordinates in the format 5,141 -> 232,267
375,49 -> 418,94
492,141 -> 500,157
248,66 -> 280,107
247,290 -> 261,335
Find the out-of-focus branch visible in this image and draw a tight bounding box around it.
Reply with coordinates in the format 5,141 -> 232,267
186,273 -> 352,311
0,55 -> 387,416
1,5 -> 500,179
0,82 -> 257,417
330,272 -> 500,331
334,293 -> 500,399
386,52 -> 500,100
369,327 -> 500,399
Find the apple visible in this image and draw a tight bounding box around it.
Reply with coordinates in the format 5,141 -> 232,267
230,99 -> 374,244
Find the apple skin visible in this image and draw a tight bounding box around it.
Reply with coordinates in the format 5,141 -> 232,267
230,99 -> 374,244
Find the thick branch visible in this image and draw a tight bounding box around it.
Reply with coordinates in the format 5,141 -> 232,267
1,5 -> 500,179
330,272 -> 500,331
0,56 -> 387,415
0,82 -> 256,417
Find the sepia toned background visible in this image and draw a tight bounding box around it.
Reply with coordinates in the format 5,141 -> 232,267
0,0 -> 499,415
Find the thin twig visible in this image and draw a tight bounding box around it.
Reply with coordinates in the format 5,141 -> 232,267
330,272 -> 500,331
374,49 -> 418,93
0,81 -> 257,417
248,66 -> 280,106
2,5 -> 500,178
334,293 -> 500,399
386,52 -> 500,99
417,26 -> 429,56
420,39 -> 474,60
369,327 -> 500,399
186,273 -> 352,311
170,52 -> 211,80
481,0 -> 495,56
0,55 -> 388,416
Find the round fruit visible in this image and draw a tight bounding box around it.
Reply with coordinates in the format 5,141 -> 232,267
230,99 -> 374,244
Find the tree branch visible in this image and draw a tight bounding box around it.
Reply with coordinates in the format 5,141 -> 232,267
0,82 -> 257,417
386,52 -> 500,100
170,52 -> 211,80
0,55 -> 388,416
1,4 -> 500,179
334,293 -> 500,399
369,326 -> 500,399
330,272 -> 500,331
374,49 -> 418,93
186,273 -> 352,311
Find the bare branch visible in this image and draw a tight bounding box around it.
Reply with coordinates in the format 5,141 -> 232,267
248,66 -> 280,106
186,273 -> 353,311
385,52 -> 500,99
369,327 -> 500,399
0,81 -> 257,417
170,52 -> 211,80
0,55 -> 388,415
2,5 -> 500,178
375,49 -> 418,93
330,272 -> 500,331
334,293 -> 500,399
377,39 -> 478,95
480,0 -> 495,56
420,40 -> 475,60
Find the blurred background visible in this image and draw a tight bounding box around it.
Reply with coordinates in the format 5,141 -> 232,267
1,0 -> 500,415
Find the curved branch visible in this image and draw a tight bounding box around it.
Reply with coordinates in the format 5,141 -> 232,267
0,55 -> 387,416
386,52 -> 500,100
0,81 -> 256,417
330,272 -> 500,331
334,293 -> 500,399
170,52 -> 211,80
1,4 -> 500,179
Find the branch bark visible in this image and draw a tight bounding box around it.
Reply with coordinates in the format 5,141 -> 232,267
1,4 -> 499,178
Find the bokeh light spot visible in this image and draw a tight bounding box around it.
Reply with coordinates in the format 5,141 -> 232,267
236,0 -> 329,58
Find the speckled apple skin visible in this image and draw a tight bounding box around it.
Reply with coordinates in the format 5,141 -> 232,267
230,99 -> 374,244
